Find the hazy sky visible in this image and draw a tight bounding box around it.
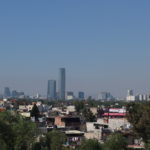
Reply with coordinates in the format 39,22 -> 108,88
0,0 -> 150,98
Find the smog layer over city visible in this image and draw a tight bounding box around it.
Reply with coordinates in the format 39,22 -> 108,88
0,1 -> 150,150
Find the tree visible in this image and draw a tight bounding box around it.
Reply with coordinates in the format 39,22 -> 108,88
31,104 -> 40,121
0,115 -> 15,150
32,142 -> 42,150
13,119 -> 37,150
82,108 -> 96,122
145,140 -> 150,150
104,133 -> 127,150
0,111 -> 20,124
127,102 -> 150,143
74,101 -> 85,113
0,138 -> 7,150
0,111 -> 37,150
32,131 -> 70,150
79,139 -> 102,150
97,107 -> 104,118
46,130 -> 66,150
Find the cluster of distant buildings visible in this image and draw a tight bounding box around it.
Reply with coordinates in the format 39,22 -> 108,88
1,68 -> 150,103
126,89 -> 150,101
0,68 -> 85,100
2,87 -> 25,99
98,92 -> 114,101
47,68 -> 85,100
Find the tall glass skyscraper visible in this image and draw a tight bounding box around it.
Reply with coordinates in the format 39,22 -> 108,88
4,87 -> 11,98
58,68 -> 66,100
47,80 -> 56,100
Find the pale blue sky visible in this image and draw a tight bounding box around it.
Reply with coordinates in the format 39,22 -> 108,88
0,0 -> 150,97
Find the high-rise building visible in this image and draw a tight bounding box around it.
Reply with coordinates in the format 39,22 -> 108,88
137,94 -> 147,101
58,68 -> 66,100
4,87 -> 11,98
12,90 -> 18,98
78,92 -> 85,100
98,92 -> 113,101
127,89 -> 133,96
126,89 -> 135,101
47,80 -> 56,100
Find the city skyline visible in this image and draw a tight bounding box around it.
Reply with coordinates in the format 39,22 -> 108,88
0,72 -> 149,99
0,1 -> 150,97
